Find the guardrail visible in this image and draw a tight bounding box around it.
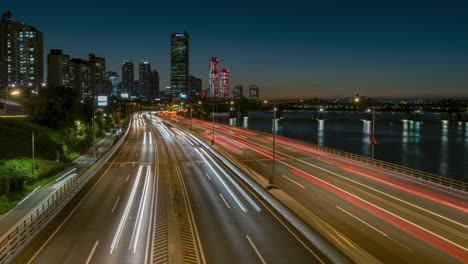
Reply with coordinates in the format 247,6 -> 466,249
0,123 -> 131,264
274,134 -> 466,192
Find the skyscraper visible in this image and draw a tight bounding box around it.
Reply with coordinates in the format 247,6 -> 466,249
47,49 -> 73,88
121,60 -> 134,97
208,57 -> 220,98
233,85 -> 244,99
149,70 -> 159,101
0,11 -> 43,95
249,85 -> 259,100
139,59 -> 151,101
70,58 -> 92,102
220,68 -> 230,99
170,33 -> 189,99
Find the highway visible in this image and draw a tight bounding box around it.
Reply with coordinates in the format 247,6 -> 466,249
165,115 -> 468,264
11,113 -> 322,264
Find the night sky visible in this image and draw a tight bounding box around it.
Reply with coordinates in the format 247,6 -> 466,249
4,1 -> 468,99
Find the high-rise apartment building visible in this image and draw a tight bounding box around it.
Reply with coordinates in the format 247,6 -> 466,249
89,53 -> 108,95
70,59 -> 92,102
170,33 -> 189,99
47,49 -> 73,88
249,85 -> 259,100
233,85 -> 244,99
220,68 -> 230,99
0,11 -> 43,94
208,57 -> 220,98
121,60 -> 134,96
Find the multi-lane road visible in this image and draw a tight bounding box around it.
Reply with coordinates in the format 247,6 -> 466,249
166,115 -> 468,264
12,113 -> 321,264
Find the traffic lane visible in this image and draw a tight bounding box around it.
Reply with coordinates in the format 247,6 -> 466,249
28,162 -> 140,263
239,158 -> 466,263
225,134 -> 468,227
277,156 -> 468,238
169,135 -> 322,263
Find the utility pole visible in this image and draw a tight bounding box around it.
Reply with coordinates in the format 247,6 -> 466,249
268,107 -> 278,189
92,96 -> 96,162
32,131 -> 35,175
211,104 -> 215,145
371,106 -> 376,160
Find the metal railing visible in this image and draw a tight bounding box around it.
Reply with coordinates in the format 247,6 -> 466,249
0,125 -> 130,264
273,134 -> 466,192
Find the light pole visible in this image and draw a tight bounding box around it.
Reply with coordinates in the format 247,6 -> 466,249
268,106 -> 278,189
371,106 -> 376,160
32,131 -> 35,175
211,104 -> 216,145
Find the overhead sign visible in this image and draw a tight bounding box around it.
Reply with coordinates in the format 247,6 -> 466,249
97,95 -> 108,107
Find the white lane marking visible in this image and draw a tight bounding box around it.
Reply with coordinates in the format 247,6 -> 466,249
256,160 -> 268,167
291,159 -> 468,230
246,235 -> 266,264
110,165 -> 144,254
18,186 -> 41,205
26,136 -> 130,264
195,148 -> 248,212
112,196 -> 120,213
143,131 -> 147,144
200,148 -> 261,212
336,206 -> 388,237
219,193 -> 231,209
205,172 -> 211,181
149,132 -> 152,145
85,240 -> 100,264
282,175 -> 305,188
133,161 -> 135,167
249,137 -> 468,230
287,165 -> 468,252
126,174 -> 130,182
130,165 -> 151,252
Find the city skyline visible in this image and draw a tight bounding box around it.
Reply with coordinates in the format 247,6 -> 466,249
2,1 -> 468,99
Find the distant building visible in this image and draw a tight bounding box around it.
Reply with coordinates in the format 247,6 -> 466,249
0,11 -> 43,94
149,69 -> 159,101
170,33 -> 189,99
208,57 -> 220,98
105,71 -> 119,96
47,49 -> 73,88
249,85 -> 259,100
121,60 -> 134,96
188,75 -> 202,98
220,68 -> 230,99
233,85 -> 243,99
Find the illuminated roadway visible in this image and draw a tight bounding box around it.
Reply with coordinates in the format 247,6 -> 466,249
166,115 -> 468,264
12,113 -> 321,264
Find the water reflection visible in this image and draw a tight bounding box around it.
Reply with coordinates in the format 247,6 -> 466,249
362,120 -> 371,156
317,120 -> 324,146
401,120 -> 409,166
243,117 -> 248,128
439,120 -> 449,176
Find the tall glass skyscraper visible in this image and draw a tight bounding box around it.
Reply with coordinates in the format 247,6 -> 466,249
170,33 -> 189,99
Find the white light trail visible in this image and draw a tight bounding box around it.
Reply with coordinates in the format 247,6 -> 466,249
110,165 -> 143,254
130,165 -> 151,252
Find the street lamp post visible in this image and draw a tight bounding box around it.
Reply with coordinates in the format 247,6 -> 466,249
211,104 -> 215,145
268,106 -> 278,189
371,106 -> 376,160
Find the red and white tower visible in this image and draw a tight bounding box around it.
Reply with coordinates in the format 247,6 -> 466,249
208,57 -> 220,98
220,68 -> 230,99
